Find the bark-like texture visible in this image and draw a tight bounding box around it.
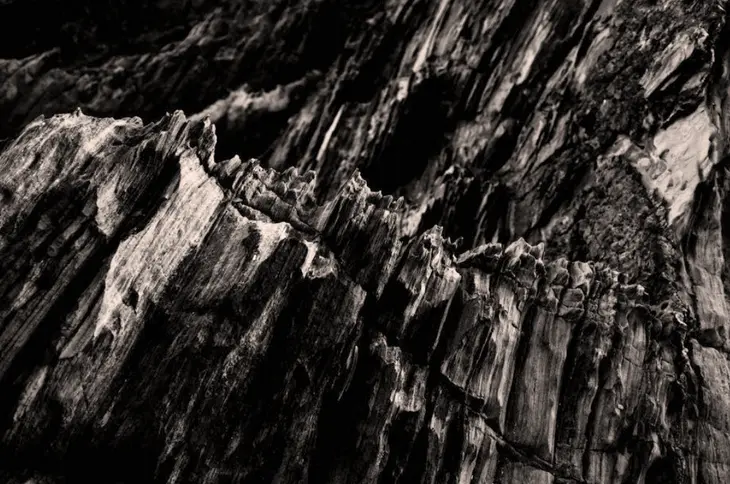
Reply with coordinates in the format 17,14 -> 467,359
2,0 -> 730,483
0,111 -> 673,484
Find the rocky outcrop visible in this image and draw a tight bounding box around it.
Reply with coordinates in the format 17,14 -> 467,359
0,110 -> 722,484
4,0 -> 730,483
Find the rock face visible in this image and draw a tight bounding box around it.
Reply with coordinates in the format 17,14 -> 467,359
3,0 -> 730,483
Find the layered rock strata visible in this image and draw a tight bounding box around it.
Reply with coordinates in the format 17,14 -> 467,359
0,111 -> 724,484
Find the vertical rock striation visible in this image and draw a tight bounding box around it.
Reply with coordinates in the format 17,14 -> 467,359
0,110 -> 723,483
2,0 -> 730,483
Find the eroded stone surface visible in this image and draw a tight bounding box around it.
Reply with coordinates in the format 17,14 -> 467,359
0,110 -> 723,484
2,0 -> 730,482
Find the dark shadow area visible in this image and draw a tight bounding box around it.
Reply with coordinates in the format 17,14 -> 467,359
362,76 -> 454,194
0,0 -> 215,60
644,456 -> 679,484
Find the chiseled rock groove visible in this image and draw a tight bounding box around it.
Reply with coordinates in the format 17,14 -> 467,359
0,111 -> 723,484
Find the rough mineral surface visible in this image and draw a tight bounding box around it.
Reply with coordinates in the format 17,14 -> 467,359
2,0 -> 730,483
